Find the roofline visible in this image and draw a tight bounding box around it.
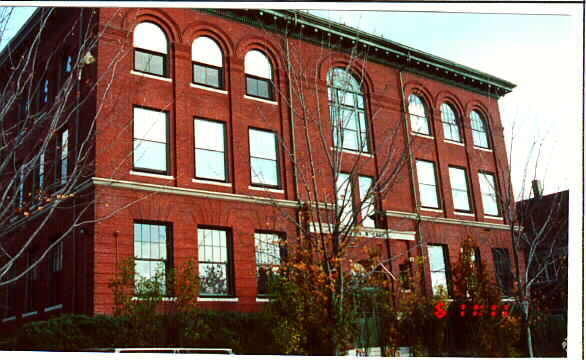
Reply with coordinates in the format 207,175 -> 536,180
0,8 -> 44,67
202,9 -> 516,98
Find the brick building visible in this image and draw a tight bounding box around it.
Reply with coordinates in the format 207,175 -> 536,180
0,8 -> 517,324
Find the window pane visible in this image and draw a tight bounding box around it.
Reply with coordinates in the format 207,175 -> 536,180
134,22 -> 168,54
342,129 -> 359,150
135,50 -> 165,76
480,173 -> 499,215
453,190 -> 471,211
196,149 -> 226,180
134,108 -> 167,142
134,140 -> 167,171
359,176 -> 375,228
471,111 -> 490,148
246,77 -> 258,97
249,129 -> 277,159
420,184 -> 439,208
206,67 -> 220,88
192,37 -> 222,66
256,79 -> 269,99
245,50 -> 272,79
251,158 -> 278,186
199,263 -> 228,295
195,120 -> 224,151
416,161 -> 436,185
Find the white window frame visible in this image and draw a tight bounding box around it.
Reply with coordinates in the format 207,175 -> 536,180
255,232 -> 284,295
198,227 -> 233,297
428,244 -> 450,296
133,22 -> 169,78
441,103 -> 462,143
471,111 -> 491,149
448,166 -> 472,212
416,160 -> 440,209
249,128 -> 280,188
408,94 -> 431,136
194,119 -> 227,182
133,106 -> 169,174
479,172 -> 500,216
192,36 -> 224,89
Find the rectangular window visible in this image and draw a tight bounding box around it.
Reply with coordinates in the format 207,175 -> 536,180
479,172 -> 499,216
428,244 -> 450,296
336,172 -> 353,225
195,119 -> 227,181
48,239 -> 63,305
194,63 -> 222,89
329,89 -> 369,153
449,167 -> 471,212
492,248 -> 513,296
246,75 -> 272,99
399,263 -> 411,291
133,107 -> 169,174
249,129 -> 279,187
26,251 -> 38,312
39,152 -> 45,189
17,170 -> 24,208
416,160 -> 440,209
59,129 -> 69,184
198,228 -> 232,296
134,49 -> 166,77
358,176 -> 375,227
134,223 -> 171,295
255,232 -> 285,295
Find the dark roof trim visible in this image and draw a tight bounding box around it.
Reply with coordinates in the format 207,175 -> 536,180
202,9 -> 516,98
0,8 -> 44,67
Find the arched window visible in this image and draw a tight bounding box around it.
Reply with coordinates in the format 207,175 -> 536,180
327,68 -> 369,152
470,110 -> 491,148
245,50 -> 273,100
133,22 -> 169,77
192,36 -> 223,89
441,103 -> 462,143
408,94 -> 431,135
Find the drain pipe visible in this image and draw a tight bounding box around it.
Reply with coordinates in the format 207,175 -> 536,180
398,68 -> 428,297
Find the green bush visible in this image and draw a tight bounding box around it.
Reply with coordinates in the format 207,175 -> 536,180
9,311 -> 276,353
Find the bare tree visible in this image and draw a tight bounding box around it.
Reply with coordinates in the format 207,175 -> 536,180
493,133 -> 568,357
242,13 -> 431,355
0,7 -> 155,304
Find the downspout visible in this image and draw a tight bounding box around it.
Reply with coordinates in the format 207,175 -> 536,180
284,31 -> 300,204
398,68 -> 428,297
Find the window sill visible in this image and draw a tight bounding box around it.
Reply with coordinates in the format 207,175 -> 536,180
130,70 -> 172,83
130,170 -> 174,180
192,178 -> 232,187
197,297 -> 239,302
484,215 -> 503,220
248,185 -> 284,194
22,311 -> 38,318
1,316 -> 16,323
411,132 -> 434,140
473,146 -> 493,152
421,207 -> 443,213
244,95 -> 278,105
256,297 -> 273,303
444,139 -> 465,146
190,83 -> 228,94
44,304 -> 63,312
331,147 -> 374,158
454,211 -> 475,217
131,296 -> 177,302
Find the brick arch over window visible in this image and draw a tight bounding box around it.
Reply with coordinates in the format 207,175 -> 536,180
317,56 -> 374,99
434,91 -> 466,118
123,9 -> 182,44
183,25 -> 234,57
